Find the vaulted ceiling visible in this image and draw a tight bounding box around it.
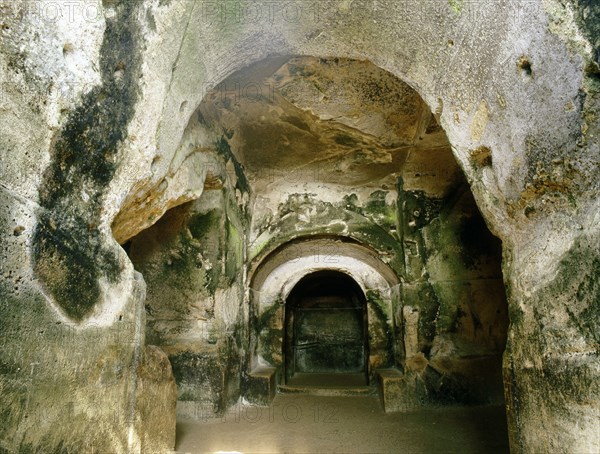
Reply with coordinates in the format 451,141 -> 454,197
198,56 -> 463,198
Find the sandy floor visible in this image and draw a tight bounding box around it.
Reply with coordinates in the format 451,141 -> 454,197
174,394 -> 509,454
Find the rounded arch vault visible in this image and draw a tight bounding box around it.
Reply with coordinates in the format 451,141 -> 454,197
248,237 -> 401,384
126,55 -> 510,419
250,237 -> 402,384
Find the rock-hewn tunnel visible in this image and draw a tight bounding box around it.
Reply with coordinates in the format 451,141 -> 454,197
1,1 -> 598,453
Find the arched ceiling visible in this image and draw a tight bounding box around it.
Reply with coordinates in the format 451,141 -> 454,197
197,56 -> 462,196
100,0 -> 597,286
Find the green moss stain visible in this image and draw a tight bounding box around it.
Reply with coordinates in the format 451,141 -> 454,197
180,210 -> 222,295
225,220 -> 242,284
363,190 -> 397,230
448,0 -> 464,14
401,189 -> 443,231
550,235 -> 600,343
342,193 -> 359,211
188,210 -> 221,239
32,0 -> 143,320
257,303 -> 283,366
365,290 -> 395,367
250,191 -> 405,278
170,351 -> 225,409
365,190 -> 386,211
400,282 -> 440,356
215,135 -> 250,196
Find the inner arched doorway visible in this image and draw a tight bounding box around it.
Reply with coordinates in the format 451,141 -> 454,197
284,270 -> 369,386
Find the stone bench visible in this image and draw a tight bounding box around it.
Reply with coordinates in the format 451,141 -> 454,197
245,366 -> 277,405
375,368 -> 419,412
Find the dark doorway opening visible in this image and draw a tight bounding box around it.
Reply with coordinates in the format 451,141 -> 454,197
284,270 -> 368,387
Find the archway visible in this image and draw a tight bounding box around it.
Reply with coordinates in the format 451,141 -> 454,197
121,55 -> 510,413
1,1 -> 594,452
284,270 -> 369,386
247,235 -> 400,395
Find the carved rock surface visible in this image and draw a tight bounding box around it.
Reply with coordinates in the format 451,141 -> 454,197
0,1 -> 598,453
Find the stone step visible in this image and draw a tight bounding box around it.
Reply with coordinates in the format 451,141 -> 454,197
277,384 -> 377,396
375,367 -> 419,412
246,366 -> 278,405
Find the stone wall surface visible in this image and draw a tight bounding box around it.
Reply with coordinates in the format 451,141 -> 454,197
0,0 -> 598,453
0,183 -> 173,453
127,155 -> 249,419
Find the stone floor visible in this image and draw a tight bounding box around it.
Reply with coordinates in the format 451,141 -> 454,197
175,394 -> 509,453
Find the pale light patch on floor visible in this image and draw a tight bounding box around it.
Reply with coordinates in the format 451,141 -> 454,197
174,394 -> 509,454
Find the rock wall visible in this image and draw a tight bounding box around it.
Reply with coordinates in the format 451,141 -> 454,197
0,0 -> 597,452
0,186 -> 175,453
245,173 -> 507,405
399,180 -> 508,405
1,2 -> 176,452
127,150 -> 249,419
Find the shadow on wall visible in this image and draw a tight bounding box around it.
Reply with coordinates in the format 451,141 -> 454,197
125,184 -> 248,418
